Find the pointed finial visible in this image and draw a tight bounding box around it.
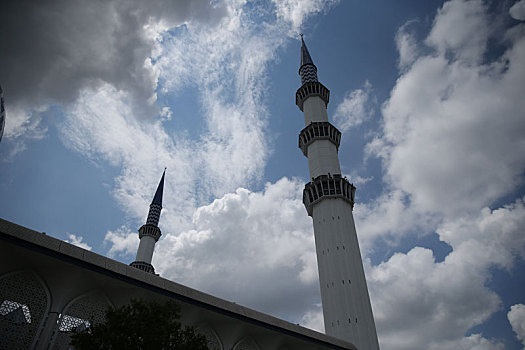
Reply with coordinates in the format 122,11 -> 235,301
300,35 -> 314,68
152,169 -> 165,206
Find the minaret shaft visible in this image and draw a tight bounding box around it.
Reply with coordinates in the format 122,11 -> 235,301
135,235 -> 157,262
303,96 -> 329,123
297,38 -> 379,349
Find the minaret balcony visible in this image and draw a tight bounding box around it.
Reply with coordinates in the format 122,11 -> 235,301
138,224 -> 162,241
296,81 -> 330,111
303,174 -> 356,216
130,261 -> 155,274
299,121 -> 341,157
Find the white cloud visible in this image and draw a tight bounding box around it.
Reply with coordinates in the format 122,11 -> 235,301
333,81 -> 375,133
508,304 -> 525,349
357,1 -> 525,348
104,226 -> 140,258
65,234 -> 92,251
370,1 -> 525,218
60,0 -> 336,221
272,0 -> 338,34
0,0 -> 228,157
437,198 -> 525,270
369,246 -> 499,350
426,0 -> 490,63
395,20 -> 420,70
2,107 -> 47,159
152,177 -> 319,322
354,190 -> 438,251
369,199 -> 525,349
60,84 -> 198,230
57,3 -> 336,328
14,1 -> 525,349
510,0 -> 525,21
429,333 -> 504,350
299,303 -> 324,333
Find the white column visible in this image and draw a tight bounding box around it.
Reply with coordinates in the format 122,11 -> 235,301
307,140 -> 341,178
135,236 -> 156,264
312,198 -> 378,349
303,96 -> 329,124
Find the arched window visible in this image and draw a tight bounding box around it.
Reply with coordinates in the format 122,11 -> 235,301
0,270 -> 50,349
51,292 -> 111,350
233,336 -> 260,350
196,325 -> 223,350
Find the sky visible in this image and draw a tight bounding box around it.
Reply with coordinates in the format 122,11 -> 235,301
1,0 -> 525,349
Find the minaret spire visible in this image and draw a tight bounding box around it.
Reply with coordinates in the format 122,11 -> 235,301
152,168 -> 165,206
295,37 -> 380,349
130,169 -> 166,274
300,35 -> 314,67
299,35 -> 318,85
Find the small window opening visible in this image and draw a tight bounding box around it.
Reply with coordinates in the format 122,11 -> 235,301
0,300 -> 31,324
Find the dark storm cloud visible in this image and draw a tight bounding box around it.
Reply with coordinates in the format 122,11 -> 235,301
0,0 -> 226,115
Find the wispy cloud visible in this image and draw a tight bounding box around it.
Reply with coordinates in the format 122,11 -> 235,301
66,234 -> 93,251
104,226 -> 139,258
54,0 -> 335,325
2,106 -> 48,160
333,81 -> 375,134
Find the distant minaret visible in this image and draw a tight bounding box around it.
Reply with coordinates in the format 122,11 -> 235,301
0,85 -> 5,143
130,169 -> 165,274
296,36 -> 380,349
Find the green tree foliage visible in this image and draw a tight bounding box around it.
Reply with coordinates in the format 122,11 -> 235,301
71,299 -> 209,350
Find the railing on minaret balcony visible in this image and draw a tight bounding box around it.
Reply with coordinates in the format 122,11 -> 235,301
303,174 -> 356,217
130,261 -> 156,273
295,82 -> 330,112
299,121 -> 341,157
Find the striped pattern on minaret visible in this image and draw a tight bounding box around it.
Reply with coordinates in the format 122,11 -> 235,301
130,169 -> 166,274
300,64 -> 318,84
296,38 -> 380,350
146,203 -> 162,226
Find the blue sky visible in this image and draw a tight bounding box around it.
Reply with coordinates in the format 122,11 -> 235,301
1,0 -> 525,349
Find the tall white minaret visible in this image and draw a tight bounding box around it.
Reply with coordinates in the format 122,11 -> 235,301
130,169 -> 165,274
296,36 -> 380,349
